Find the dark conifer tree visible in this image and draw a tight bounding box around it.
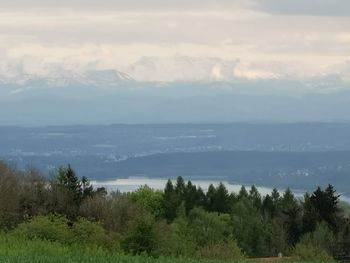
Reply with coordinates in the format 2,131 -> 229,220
275,188 -> 302,244
238,186 -> 249,200
164,179 -> 174,197
302,192 -> 318,233
282,205 -> 301,246
57,164 -> 82,203
228,192 -> 238,208
184,180 -> 198,214
309,184 -> 341,232
281,188 -> 296,209
196,186 -> 207,208
164,179 -> 177,221
206,184 -> 216,211
262,194 -> 274,219
249,185 -> 262,211
175,176 -> 186,200
81,176 -> 94,198
214,183 -> 230,213
271,188 -> 281,208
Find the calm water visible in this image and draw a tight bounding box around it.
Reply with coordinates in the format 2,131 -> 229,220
91,177 -> 350,202
92,177 -> 303,197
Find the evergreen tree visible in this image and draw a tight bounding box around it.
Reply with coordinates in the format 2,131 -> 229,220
174,176 -> 186,209
206,184 -> 216,212
50,164 -> 92,219
57,165 -> 82,203
277,188 -> 302,244
308,185 -> 341,232
238,186 -> 249,200
196,187 -> 207,208
302,192 -> 318,234
271,188 -> 281,210
184,180 -> 198,214
81,176 -> 94,198
175,176 -> 186,198
281,188 -> 296,210
262,194 -> 274,219
283,205 -> 301,245
249,186 -> 262,210
228,192 -> 238,209
164,179 -> 177,221
214,183 -> 230,213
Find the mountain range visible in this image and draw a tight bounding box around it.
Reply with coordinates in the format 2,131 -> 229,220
0,67 -> 350,125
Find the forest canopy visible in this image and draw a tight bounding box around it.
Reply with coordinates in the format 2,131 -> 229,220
0,161 -> 349,261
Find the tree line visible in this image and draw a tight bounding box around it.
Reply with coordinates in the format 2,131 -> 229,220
0,161 -> 349,261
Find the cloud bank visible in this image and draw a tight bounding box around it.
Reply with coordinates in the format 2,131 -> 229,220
0,0 -> 348,83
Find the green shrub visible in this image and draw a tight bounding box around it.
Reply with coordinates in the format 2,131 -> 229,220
196,239 -> 245,260
292,222 -> 335,262
121,214 -> 156,255
157,209 -> 242,259
71,217 -> 115,249
128,186 -> 165,218
293,243 -> 334,262
13,214 -> 71,243
0,232 -> 112,259
188,207 -> 232,247
159,217 -> 197,257
13,214 -> 114,249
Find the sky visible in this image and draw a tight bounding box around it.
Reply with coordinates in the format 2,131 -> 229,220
0,0 -> 349,82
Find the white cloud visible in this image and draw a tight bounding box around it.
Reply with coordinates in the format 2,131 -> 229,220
336,33 -> 350,43
211,65 -> 224,80
126,56 -> 239,82
0,0 -> 249,11
0,0 -> 348,82
252,0 -> 350,16
233,62 -> 278,79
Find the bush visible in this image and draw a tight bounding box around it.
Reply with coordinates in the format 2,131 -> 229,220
156,208 -> 241,258
187,207 -> 232,247
80,195 -> 140,233
121,214 -> 156,255
196,239 -> 245,260
0,232 -> 110,257
70,217 -> 115,249
128,186 -> 165,218
293,222 -> 335,261
13,214 -> 114,249
158,217 -> 197,257
293,243 -> 334,262
13,214 -> 71,243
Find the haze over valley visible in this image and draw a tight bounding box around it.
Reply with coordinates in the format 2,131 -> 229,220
3,123 -> 350,196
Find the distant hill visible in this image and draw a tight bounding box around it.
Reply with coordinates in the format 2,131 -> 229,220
1,69 -> 350,125
2,123 -> 350,195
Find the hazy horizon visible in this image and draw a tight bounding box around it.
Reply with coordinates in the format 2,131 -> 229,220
1,0 -> 350,125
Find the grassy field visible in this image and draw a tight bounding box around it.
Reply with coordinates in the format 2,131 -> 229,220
0,234 -> 329,263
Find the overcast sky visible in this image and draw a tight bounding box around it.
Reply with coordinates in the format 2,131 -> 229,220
0,0 -> 349,81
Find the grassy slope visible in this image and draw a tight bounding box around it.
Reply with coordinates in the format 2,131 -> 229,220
0,234 -> 318,263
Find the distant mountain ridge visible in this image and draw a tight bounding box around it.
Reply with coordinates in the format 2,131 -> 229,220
0,67 -> 350,125
0,69 -> 134,90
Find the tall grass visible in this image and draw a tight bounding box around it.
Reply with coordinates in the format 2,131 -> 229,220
0,233 -> 324,263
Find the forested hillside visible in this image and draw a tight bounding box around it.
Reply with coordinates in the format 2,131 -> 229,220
0,161 -> 348,261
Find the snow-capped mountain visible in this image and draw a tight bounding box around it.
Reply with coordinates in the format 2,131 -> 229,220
0,69 -> 134,89
126,56 -> 240,82
1,57 -> 350,126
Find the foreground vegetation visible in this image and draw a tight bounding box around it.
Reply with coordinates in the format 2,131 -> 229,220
0,161 -> 348,261
0,234 -> 332,263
